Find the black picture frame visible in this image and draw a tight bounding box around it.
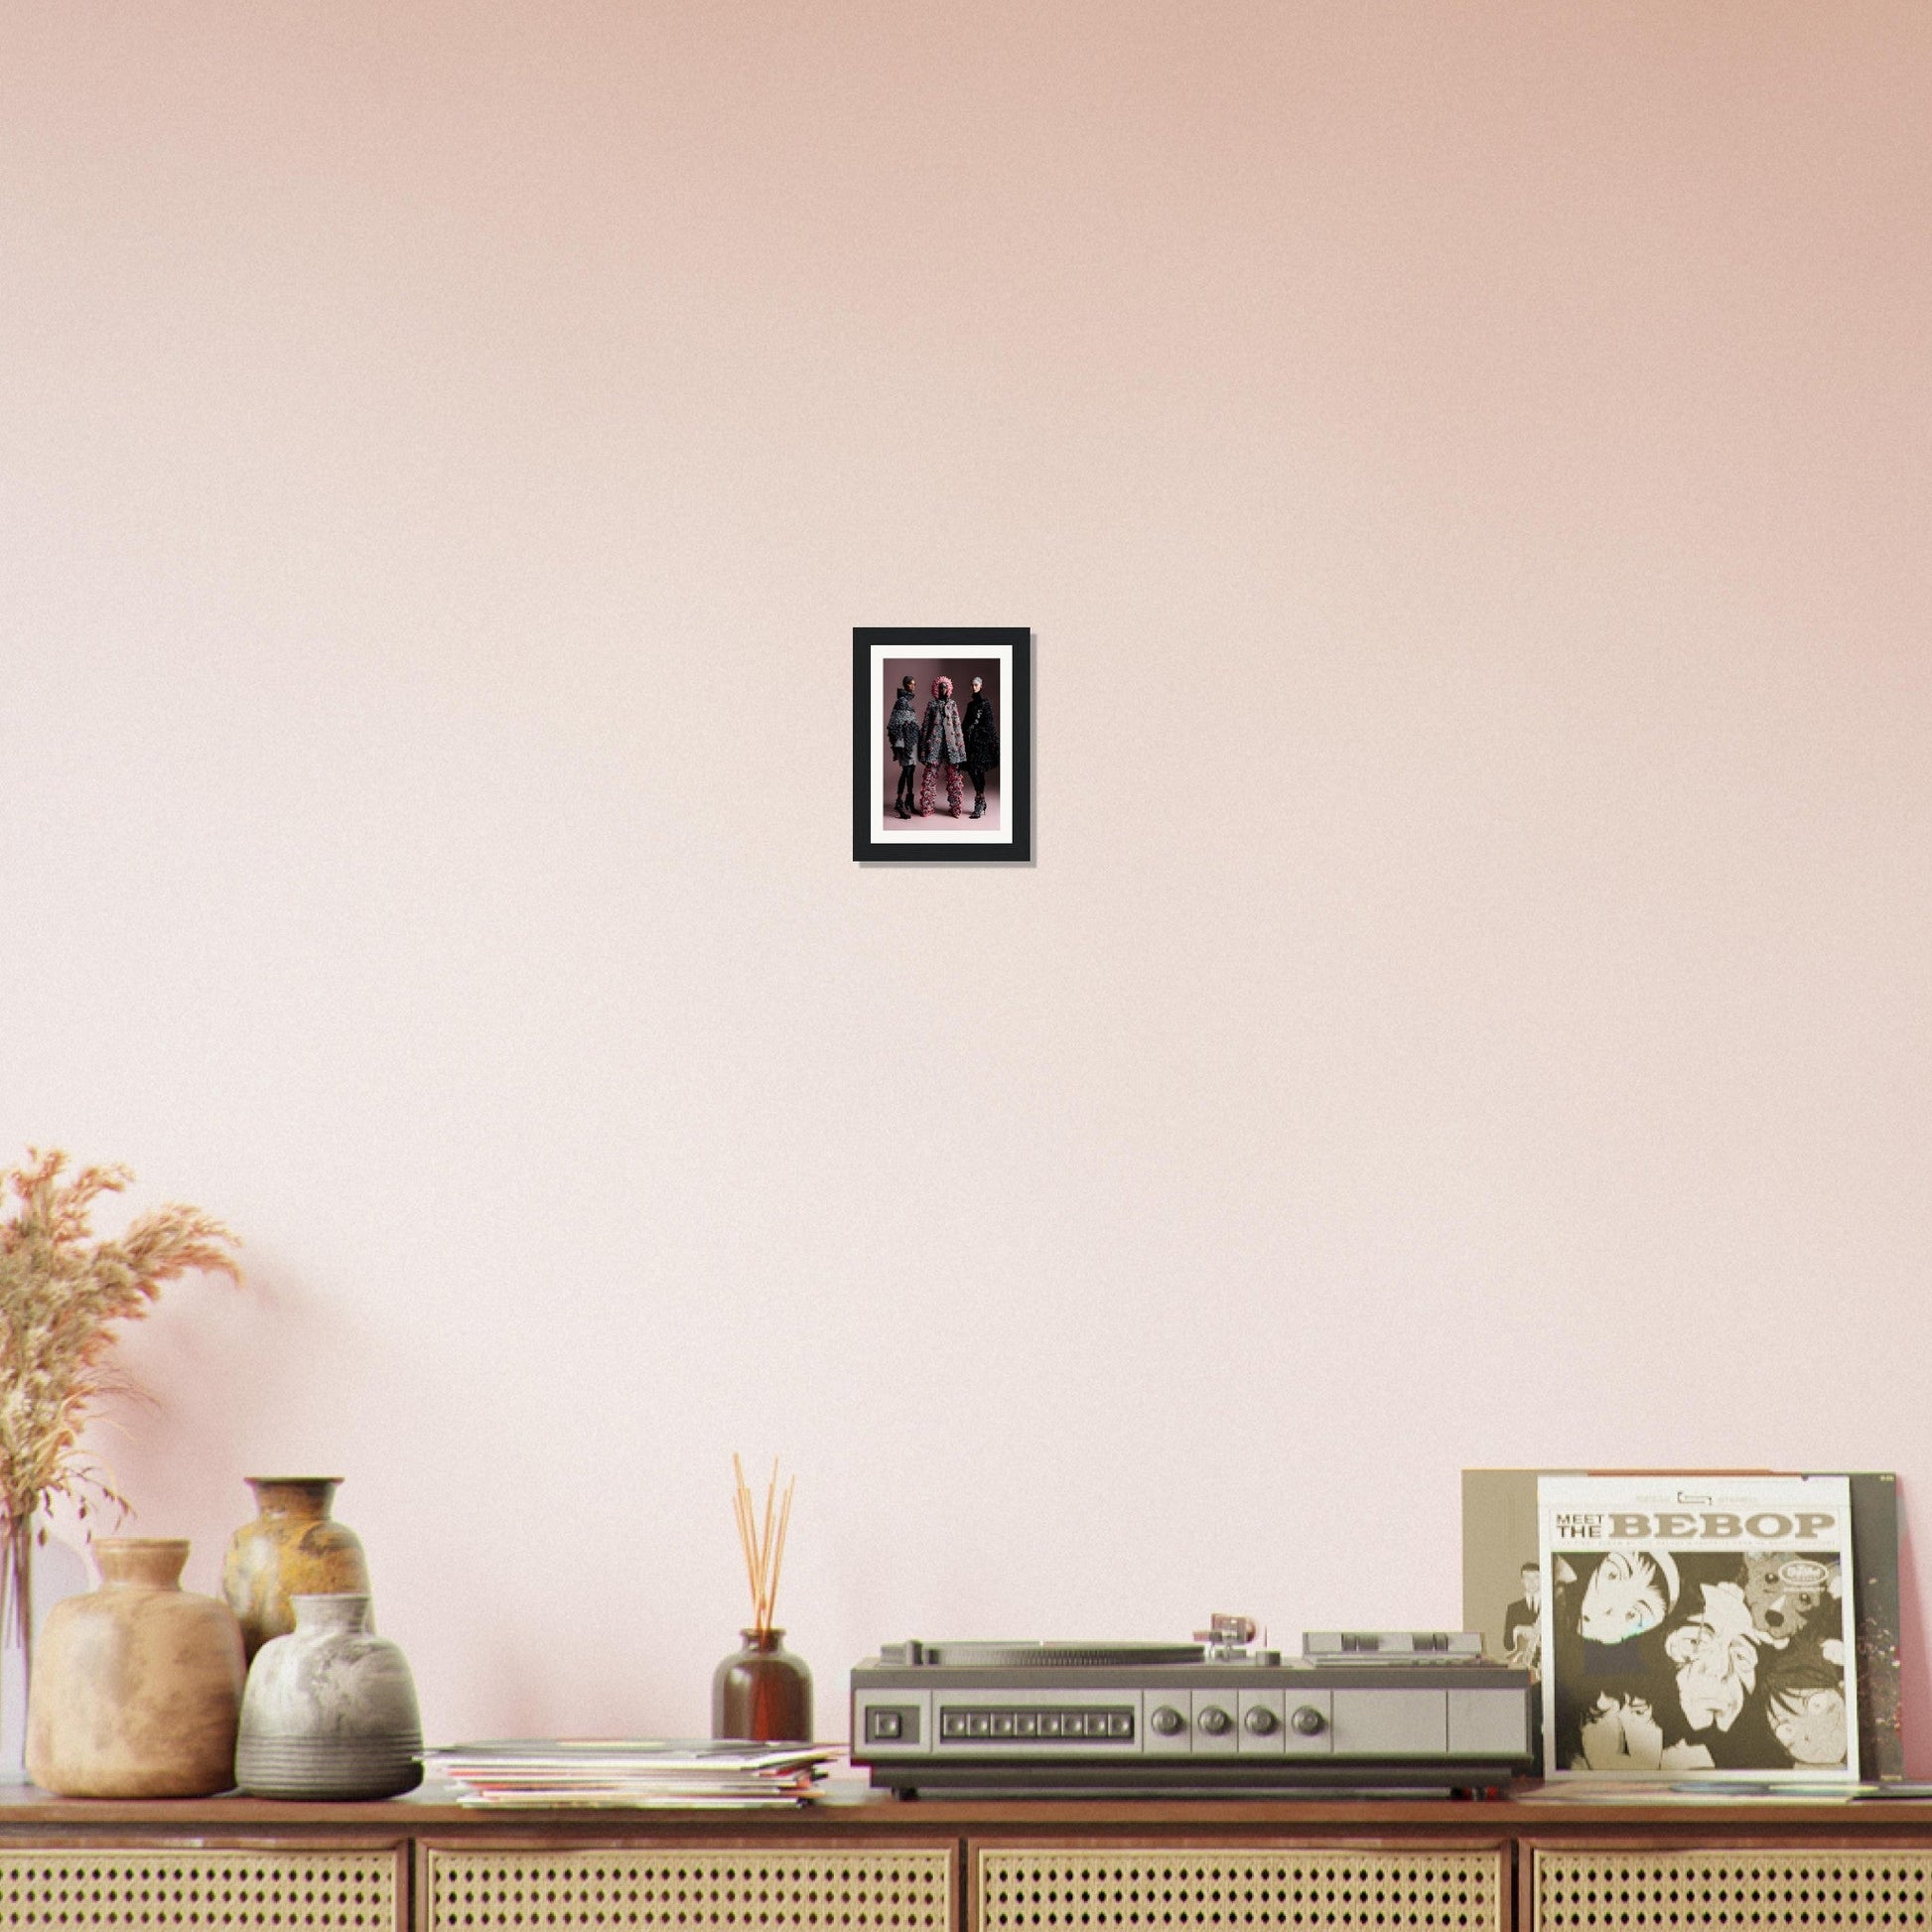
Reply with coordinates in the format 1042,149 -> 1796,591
852,627 -> 1033,864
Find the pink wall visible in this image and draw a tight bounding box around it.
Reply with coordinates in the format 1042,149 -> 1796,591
4,2 -> 1929,1758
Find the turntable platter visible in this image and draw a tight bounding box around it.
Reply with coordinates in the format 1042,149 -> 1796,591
912,1641 -> 1206,1668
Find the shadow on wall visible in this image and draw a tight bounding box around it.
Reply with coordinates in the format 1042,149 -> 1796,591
84,1251 -> 378,1577
475,1634 -> 557,1738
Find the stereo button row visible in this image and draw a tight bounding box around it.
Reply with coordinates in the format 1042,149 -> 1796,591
939,1707 -> 1135,1741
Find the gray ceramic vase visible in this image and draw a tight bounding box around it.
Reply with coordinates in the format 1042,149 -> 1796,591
235,1592 -> 422,1799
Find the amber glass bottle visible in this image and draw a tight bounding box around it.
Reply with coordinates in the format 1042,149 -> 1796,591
712,1628 -> 813,1742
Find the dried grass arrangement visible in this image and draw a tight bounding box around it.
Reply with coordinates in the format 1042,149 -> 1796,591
0,1149 -> 240,1654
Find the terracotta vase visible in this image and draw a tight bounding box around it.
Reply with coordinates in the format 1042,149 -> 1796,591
221,1477 -> 371,1660
712,1628 -> 813,1742
236,1593 -> 422,1799
25,1538 -> 245,1798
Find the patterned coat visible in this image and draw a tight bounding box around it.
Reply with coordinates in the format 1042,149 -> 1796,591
887,689 -> 921,763
963,691 -> 1000,767
919,684 -> 966,766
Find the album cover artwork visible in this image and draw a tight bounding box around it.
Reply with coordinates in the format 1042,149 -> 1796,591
1537,1473 -> 1858,1782
1462,1468 -> 1900,1782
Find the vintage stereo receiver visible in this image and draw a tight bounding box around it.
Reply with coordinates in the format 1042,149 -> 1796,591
849,1618 -> 1533,1795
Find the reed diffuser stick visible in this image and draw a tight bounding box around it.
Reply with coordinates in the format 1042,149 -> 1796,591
732,1453 -> 796,1636
769,1479 -> 794,1629
759,1458 -> 776,1624
732,1472 -> 757,1604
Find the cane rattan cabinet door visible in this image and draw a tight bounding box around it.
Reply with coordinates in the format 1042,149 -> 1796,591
1532,1846 -> 1932,1929
0,1846 -> 402,1931
975,1847 -> 1503,1932
425,1842 -> 956,1932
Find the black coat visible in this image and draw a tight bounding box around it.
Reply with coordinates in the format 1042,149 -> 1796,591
963,692 -> 1000,766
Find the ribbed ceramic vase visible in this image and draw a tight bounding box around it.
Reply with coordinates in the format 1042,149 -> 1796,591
235,1593 -> 422,1799
25,1539 -> 245,1798
222,1477 -> 371,1660
712,1628 -> 813,1742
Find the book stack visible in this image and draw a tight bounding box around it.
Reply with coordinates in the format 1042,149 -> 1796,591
424,1739 -> 841,1807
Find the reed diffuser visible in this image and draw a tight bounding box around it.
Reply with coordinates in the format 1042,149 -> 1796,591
711,1455 -> 812,1743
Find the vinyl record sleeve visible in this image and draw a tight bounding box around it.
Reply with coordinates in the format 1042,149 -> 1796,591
1461,1468 -> 1900,1781
1537,1473 -> 1858,1783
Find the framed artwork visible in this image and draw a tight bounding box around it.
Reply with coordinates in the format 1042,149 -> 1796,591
852,627 -> 1033,863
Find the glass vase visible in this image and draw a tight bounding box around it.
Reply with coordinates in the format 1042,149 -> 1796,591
0,1532 -> 25,1783
0,1521 -> 88,1783
712,1628 -> 812,1742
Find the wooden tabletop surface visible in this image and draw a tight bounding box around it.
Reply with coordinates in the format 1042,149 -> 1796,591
0,1779 -> 1929,1834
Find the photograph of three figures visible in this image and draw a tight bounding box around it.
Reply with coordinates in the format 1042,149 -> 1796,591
885,666 -> 1000,823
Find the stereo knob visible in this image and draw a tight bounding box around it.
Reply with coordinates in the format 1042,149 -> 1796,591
1197,1706 -> 1233,1736
1150,1706 -> 1185,1736
1243,1706 -> 1279,1736
1291,1705 -> 1326,1736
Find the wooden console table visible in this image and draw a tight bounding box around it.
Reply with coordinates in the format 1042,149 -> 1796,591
2,1785 -> 1930,1930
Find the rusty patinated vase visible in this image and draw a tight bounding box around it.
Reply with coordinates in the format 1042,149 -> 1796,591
25,1538 -> 245,1798
221,1478 -> 371,1660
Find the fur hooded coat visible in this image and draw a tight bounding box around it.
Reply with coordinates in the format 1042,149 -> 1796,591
919,678 -> 967,766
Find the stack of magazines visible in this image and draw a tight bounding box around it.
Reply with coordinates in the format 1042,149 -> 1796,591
424,1740 -> 841,1807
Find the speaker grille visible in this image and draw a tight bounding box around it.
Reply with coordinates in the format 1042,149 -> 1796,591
977,1848 -> 1502,1931
0,1849 -> 398,1929
426,1846 -> 955,1930
1533,1848 -> 1932,1929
